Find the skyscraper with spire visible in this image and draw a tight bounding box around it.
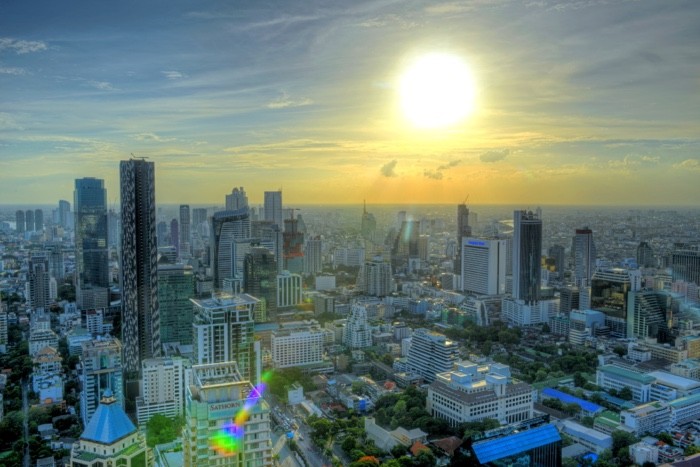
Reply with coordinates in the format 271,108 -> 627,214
120,158 -> 159,409
455,202 -> 473,274
361,200 -> 377,241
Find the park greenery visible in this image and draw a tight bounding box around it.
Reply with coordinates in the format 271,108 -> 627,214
146,414 -> 184,448
266,367 -> 316,403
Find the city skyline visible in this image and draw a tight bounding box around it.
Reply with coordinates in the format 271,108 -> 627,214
1,1 -> 700,206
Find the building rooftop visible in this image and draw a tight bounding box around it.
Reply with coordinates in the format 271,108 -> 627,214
668,392 -> 700,409
648,371 -> 700,391
81,391 -> 136,445
541,388 -> 603,413
598,365 -> 656,384
472,423 -> 561,464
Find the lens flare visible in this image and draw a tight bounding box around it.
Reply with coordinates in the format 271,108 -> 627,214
210,371 -> 273,456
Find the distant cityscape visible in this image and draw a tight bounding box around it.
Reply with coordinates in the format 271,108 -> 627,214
1,160 -> 700,467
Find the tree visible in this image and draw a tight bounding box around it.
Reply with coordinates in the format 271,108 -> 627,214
618,386 -> 633,401
684,445 -> 700,456
414,449 -> 437,467
391,444 -> 407,458
541,323 -> 551,333
146,414 -> 183,447
613,346 -> 627,358
342,436 -> 356,453
581,416 -> 595,428
573,372 -> 587,388
611,430 -> 637,458
657,432 -> 674,445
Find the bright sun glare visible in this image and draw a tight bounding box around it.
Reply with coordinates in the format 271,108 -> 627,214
399,53 -> 476,129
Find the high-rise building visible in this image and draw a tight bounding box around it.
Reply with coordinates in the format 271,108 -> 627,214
157,220 -> 168,247
455,203 -> 473,274
27,253 -> 51,310
276,271 -> 302,308
271,323 -> 325,369
179,204 -> 190,257
34,208 -> 44,232
158,262 -> 195,346
244,247 -> 278,316
343,304 -> 372,349
170,218 -> 179,254
671,249 -> 700,285
211,208 -> 251,288
74,177 -> 110,309
192,208 -> 208,234
407,329 -> 459,383
192,294 -> 258,384
512,210 -> 542,305
637,241 -> 655,268
283,215 -> 304,273
559,286 -> 580,313
461,237 -> 507,295
80,337 -> 124,427
548,244 -> 566,280
357,257 -> 394,297
361,201 -> 377,241
590,267 -> 642,337
626,290 -> 669,340
392,220 -> 420,271
251,221 -> 284,273
25,209 -> 34,232
303,236 -> 323,275
183,362 -> 272,467
572,227 -> 596,286
120,159 -> 160,383
226,186 -> 249,211
107,209 -> 120,247
136,356 -> 187,427
15,210 -> 25,234
58,199 -> 71,229
264,190 -> 283,231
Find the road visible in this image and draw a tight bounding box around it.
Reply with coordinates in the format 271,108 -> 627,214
22,378 -> 29,467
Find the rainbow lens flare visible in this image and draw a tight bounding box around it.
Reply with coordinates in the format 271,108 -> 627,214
211,371 -> 273,456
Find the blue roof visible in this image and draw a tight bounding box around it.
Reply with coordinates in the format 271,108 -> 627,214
82,398 -> 136,445
542,388 -> 603,413
473,424 -> 561,463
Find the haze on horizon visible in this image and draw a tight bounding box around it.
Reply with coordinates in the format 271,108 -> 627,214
1,0 -> 699,206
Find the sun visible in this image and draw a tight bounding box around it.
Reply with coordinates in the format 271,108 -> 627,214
399,53 -> 477,129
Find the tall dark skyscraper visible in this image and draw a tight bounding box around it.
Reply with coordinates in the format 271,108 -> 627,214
179,204 -> 190,257
58,199 -> 71,229
264,190 -> 283,231
27,253 -> 51,310
455,203 -> 472,274
120,159 -> 160,382
74,177 -> 110,309
637,241 -> 655,268
672,249 -> 700,285
572,227 -> 596,286
283,215 -> 304,273
170,218 -> 179,254
34,209 -> 44,232
512,210 -> 542,305
25,209 -> 34,232
548,244 -> 566,280
244,247 -> 278,316
15,210 -> 25,234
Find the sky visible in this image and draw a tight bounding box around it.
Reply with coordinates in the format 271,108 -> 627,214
1,0 -> 699,206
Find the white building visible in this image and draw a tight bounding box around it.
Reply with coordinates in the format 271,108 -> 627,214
357,257 -> 394,297
502,297 -> 559,327
407,329 -> 459,383
276,271 -> 302,308
596,365 -> 655,403
271,325 -> 325,369
343,304 -> 372,349
427,361 -> 534,426
136,357 -> 187,426
80,337 -> 124,427
668,393 -> 700,427
559,420 -> 611,453
620,401 -> 670,436
314,274 -> 336,291
461,238 -> 506,295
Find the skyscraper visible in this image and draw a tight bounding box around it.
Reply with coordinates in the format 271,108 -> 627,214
407,329 -> 459,383
25,209 -> 34,232
225,186 -> 248,211
283,215 -> 304,273
179,204 -> 190,257
303,236 -> 323,275
461,237 -> 507,295
512,210 -> 542,305
34,208 -> 44,232
158,262 -> 195,346
211,207 -> 251,288
548,244 -> 566,280
637,241 -> 655,268
74,177 -> 109,309
264,190 -> 283,230
357,256 -> 394,297
455,203 -> 473,274
58,199 -> 71,229
120,159 -> 160,381
343,304 -> 372,349
244,247 -> 278,316
671,249 -> 700,285
27,253 -> 51,310
170,218 -> 179,254
361,201 -> 377,241
572,227 -> 596,286
15,210 -> 25,234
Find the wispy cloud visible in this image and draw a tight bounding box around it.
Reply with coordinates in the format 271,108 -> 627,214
437,159 -> 461,170
424,169 -> 443,180
162,70 -> 186,80
133,132 -> 175,142
0,37 -> 47,54
0,66 -> 26,75
673,159 -> 700,170
266,91 -> 313,109
480,149 -> 510,163
381,159 -> 398,177
87,80 -> 117,91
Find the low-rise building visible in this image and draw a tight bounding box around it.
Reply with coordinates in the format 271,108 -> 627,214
621,401 -> 671,436
596,365 -> 655,403
559,420 -> 612,454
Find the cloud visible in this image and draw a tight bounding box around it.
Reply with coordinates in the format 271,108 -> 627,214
0,37 -> 47,54
480,149 -> 510,163
87,80 -> 117,91
381,160 -> 398,177
0,66 -> 26,75
266,92 -> 313,109
608,154 -> 661,170
424,170 -> 443,180
437,159 -> 461,170
674,159 -> 700,170
162,70 -> 186,80
133,132 -> 175,142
